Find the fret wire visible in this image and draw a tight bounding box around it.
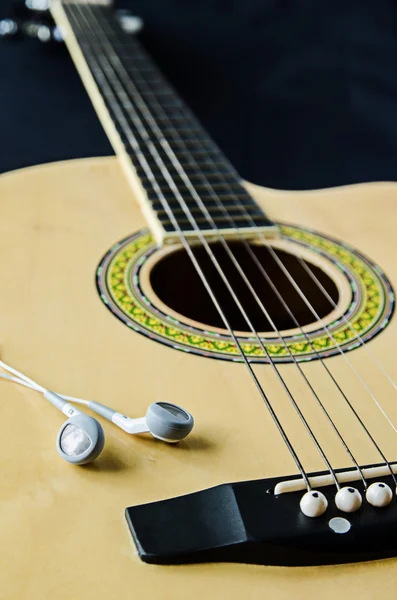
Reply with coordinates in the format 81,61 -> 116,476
151,194 -> 259,204
134,144 -> 225,159
139,170 -> 245,192
136,159 -> 237,176
134,158 -> 235,174
159,219 -> 265,229
151,205 -> 261,216
152,115 -> 199,122
141,170 -> 238,182
155,126 -> 210,134
148,196 -> 255,207
156,211 -> 269,222
121,125 -> 221,152
159,221 -> 268,230
186,183 -> 244,191
149,197 -> 260,207
155,205 -> 263,215
116,121 -> 215,149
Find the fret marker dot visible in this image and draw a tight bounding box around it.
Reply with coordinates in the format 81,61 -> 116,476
329,517 -> 351,534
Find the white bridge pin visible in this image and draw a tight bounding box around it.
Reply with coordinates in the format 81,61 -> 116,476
300,490 -> 328,518
366,482 -> 393,507
335,487 -> 362,513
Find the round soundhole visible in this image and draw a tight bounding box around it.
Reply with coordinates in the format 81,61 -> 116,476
96,224 -> 394,363
149,243 -> 338,333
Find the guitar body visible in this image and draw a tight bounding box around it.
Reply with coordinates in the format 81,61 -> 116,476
1,156 -> 397,598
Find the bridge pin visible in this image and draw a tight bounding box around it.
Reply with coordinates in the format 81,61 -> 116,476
300,490 -> 328,517
366,482 -> 393,507
335,487 -> 362,513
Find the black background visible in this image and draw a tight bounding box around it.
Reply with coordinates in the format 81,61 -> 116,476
2,0 -> 397,190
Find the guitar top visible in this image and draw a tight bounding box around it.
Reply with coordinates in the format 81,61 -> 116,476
1,1 -> 397,598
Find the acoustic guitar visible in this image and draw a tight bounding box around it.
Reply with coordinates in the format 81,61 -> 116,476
2,1 -> 397,597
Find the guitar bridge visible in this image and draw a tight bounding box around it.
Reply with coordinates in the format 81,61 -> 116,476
125,462 -> 397,566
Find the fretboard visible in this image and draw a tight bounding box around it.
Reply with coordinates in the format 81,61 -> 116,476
52,0 -> 277,243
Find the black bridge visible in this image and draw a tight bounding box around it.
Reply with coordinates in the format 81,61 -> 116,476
125,464 -> 397,566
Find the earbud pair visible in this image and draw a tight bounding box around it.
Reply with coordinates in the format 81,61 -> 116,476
0,360 -> 194,465
50,391 -> 194,464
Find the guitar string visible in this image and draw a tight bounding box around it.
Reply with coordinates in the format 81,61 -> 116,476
77,3 -> 397,487
75,2 -> 397,489
74,2 -> 347,491
85,9 -> 372,487
98,7 -> 397,413
95,7 -> 397,405
298,255 -> 397,392
81,4 -> 361,489
69,3 -> 341,490
65,5 -> 314,490
110,18 -> 397,412
268,244 -> 397,435
91,11 -> 397,484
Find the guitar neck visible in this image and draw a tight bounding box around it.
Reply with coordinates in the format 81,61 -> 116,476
51,0 -> 277,244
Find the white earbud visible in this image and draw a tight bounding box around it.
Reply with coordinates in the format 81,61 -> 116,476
0,359 -> 194,467
86,400 -> 194,443
44,391 -> 105,465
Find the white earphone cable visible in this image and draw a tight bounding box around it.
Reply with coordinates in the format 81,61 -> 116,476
0,361 -> 90,406
0,372 -> 41,391
0,359 -> 45,392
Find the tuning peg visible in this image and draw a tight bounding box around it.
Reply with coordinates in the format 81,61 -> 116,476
25,0 -> 50,11
22,20 -> 50,42
116,10 -> 143,35
0,0 -> 61,43
0,18 -> 18,39
20,19 -> 63,43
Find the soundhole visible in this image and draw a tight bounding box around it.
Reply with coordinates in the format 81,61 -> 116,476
149,242 -> 339,333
